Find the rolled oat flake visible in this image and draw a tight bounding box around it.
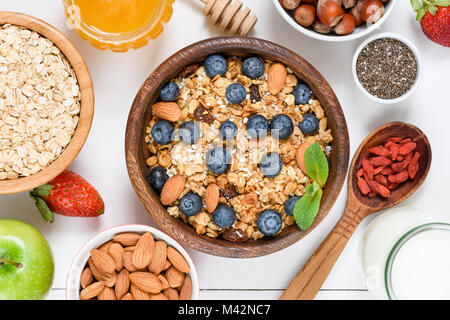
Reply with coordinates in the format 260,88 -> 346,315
356,38 -> 417,100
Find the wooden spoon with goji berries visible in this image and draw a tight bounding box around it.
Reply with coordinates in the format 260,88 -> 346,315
281,121 -> 432,300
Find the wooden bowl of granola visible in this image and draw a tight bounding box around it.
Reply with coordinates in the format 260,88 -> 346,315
125,37 -> 349,258
0,12 -> 94,194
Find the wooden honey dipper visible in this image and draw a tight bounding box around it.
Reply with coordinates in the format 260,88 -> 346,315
199,0 -> 258,35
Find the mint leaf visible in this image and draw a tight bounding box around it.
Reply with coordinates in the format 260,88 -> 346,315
304,142 -> 329,187
293,181 -> 323,230
411,0 -> 422,10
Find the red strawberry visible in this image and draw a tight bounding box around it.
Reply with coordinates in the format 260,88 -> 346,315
411,0 -> 450,47
30,170 -> 104,222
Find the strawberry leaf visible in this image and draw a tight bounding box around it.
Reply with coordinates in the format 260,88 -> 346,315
429,5 -> 438,14
434,0 -> 450,6
416,7 -> 427,20
32,184 -> 54,197
411,0 -> 422,10
30,193 -> 54,223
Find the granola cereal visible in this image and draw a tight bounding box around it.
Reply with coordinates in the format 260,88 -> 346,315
0,24 -> 81,180
145,55 -> 333,241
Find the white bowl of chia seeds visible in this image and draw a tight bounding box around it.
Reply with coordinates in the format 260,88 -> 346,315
352,32 -> 422,104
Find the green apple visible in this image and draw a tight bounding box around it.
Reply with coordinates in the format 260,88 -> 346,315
0,219 -> 54,300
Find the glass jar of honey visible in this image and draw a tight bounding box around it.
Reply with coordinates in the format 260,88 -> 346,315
63,0 -> 175,52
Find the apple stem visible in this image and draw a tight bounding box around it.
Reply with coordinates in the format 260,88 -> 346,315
0,257 -> 23,269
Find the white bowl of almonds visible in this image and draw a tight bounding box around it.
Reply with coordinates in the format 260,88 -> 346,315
0,12 -> 94,194
66,224 -> 199,300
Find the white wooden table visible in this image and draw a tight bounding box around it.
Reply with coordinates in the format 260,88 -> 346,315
1,0 -> 448,300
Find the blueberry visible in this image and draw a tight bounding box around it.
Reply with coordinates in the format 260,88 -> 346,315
147,166 -> 169,193
179,191 -> 203,216
293,83 -> 312,105
206,146 -> 231,175
269,114 -> 294,139
241,57 -> 265,79
160,82 -> 180,102
284,195 -> 301,216
246,114 -> 269,139
259,152 -> 282,178
226,83 -> 247,104
212,204 -> 236,229
257,209 -> 282,236
204,54 -> 228,78
298,114 -> 319,135
219,121 -> 238,140
151,121 -> 174,145
178,121 -> 201,144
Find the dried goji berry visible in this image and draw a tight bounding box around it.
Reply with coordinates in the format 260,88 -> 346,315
357,168 -> 364,177
398,142 -> 417,155
381,167 -> 393,176
373,167 -> 384,175
408,162 -> 419,179
389,143 -> 399,161
388,170 -> 409,184
400,138 -> 412,144
375,174 -> 388,186
362,157 -> 374,180
370,156 -> 392,167
387,182 -> 399,190
357,177 -> 371,195
369,146 -> 391,157
392,160 -> 410,172
367,180 -> 390,198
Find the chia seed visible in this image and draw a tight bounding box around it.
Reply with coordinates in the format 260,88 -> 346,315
356,38 -> 417,100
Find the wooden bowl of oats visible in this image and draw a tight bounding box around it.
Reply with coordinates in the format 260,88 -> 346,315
126,37 -> 349,258
0,12 -> 94,194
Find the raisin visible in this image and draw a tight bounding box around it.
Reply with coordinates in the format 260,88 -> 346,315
193,105 -> 214,124
249,84 -> 261,102
178,63 -> 201,79
219,185 -> 239,199
222,228 -> 249,243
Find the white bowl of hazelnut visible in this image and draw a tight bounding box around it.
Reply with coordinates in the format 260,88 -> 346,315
272,0 -> 397,42
66,224 -> 200,300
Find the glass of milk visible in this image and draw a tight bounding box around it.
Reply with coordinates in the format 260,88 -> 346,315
360,206 -> 450,300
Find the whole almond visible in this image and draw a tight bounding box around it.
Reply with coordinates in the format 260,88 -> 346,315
88,258 -> 111,283
130,272 -> 162,293
122,251 -> 139,272
98,241 -> 113,253
80,281 -> 105,300
80,267 -> 93,289
130,283 -> 151,300
164,288 -> 180,300
90,249 -> 116,275
296,141 -> 313,174
157,274 -> 170,290
115,269 -> 130,300
103,273 -> 116,288
148,241 -> 167,274
167,247 -> 190,273
108,243 -> 124,272
165,266 -> 185,288
160,175 -> 185,205
268,63 -> 287,95
152,101 -> 181,122
162,259 -> 171,271
113,233 -> 141,246
205,184 -> 219,213
180,275 -> 192,300
132,232 -> 155,269
98,287 -> 117,300
124,245 -> 136,252
121,293 -> 134,300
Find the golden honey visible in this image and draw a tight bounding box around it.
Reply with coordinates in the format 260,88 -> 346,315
63,0 -> 174,52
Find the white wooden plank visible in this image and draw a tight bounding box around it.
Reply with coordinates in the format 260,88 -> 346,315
0,0 -> 447,300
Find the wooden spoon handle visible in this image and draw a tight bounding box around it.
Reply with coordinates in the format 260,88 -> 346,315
280,206 -> 363,300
